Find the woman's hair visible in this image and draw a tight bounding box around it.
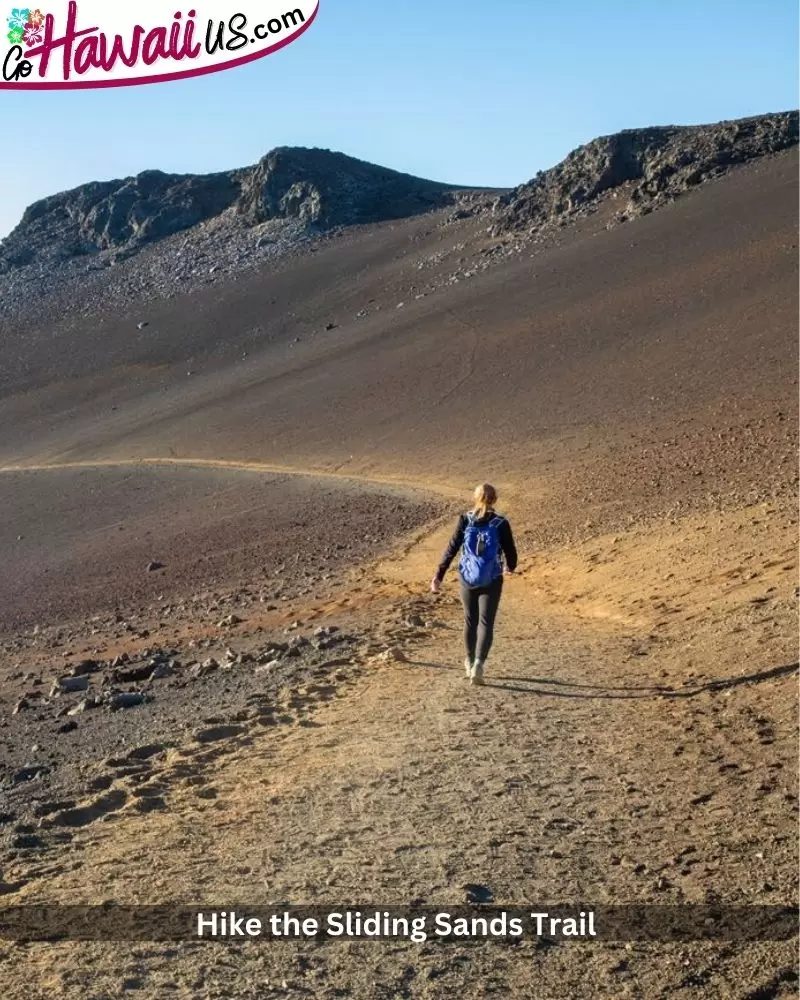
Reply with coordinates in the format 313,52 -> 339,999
473,483 -> 497,518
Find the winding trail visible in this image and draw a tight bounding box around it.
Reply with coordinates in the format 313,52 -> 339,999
0,457 -> 466,500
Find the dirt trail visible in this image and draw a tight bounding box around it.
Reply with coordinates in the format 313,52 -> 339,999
1,496 -> 796,999
0,459 -> 465,497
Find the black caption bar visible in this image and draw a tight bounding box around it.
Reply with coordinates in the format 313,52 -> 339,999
0,905 -> 796,943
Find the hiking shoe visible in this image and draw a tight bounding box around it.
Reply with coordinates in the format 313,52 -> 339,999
464,657 -> 473,678
471,661 -> 485,686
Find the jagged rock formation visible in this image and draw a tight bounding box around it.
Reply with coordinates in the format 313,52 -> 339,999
236,147 -> 457,228
0,148 -> 459,273
490,111 -> 798,235
0,112 -> 795,325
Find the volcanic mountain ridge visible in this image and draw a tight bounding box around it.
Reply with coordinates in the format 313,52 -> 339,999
1,110 -> 795,280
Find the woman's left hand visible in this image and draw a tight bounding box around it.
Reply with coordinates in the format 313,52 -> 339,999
430,576 -> 441,594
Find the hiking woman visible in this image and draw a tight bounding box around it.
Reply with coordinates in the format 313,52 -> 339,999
430,484 -> 518,685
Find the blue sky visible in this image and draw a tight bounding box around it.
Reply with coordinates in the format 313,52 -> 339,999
0,0 -> 797,237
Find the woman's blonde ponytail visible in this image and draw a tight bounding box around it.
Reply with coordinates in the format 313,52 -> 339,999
473,483 -> 498,519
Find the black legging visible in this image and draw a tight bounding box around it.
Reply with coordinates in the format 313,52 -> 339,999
460,577 -> 503,663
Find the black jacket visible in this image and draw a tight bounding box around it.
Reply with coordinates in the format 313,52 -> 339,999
435,509 -> 518,584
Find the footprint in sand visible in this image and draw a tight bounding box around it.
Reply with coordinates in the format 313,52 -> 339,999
43,789 -> 129,828
194,724 -> 247,743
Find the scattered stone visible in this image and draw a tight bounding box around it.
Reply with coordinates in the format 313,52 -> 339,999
13,766 -> 48,785
50,675 -> 90,696
190,658 -> 219,679
57,720 -> 79,733
377,647 -> 408,663
107,692 -> 147,711
255,660 -> 281,674
67,696 -> 102,716
463,883 -> 493,904
260,642 -> 288,658
217,614 -> 243,628
113,663 -> 158,684
405,614 -> 426,627
69,659 -> 102,676
12,698 -> 29,715
285,636 -> 310,658
137,321 -> 149,330
147,561 -> 165,573
149,661 -> 174,680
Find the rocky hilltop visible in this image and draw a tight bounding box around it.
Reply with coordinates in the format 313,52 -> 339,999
0,147 -> 460,273
0,111 -> 795,331
4,111 -> 796,279
489,110 -> 798,234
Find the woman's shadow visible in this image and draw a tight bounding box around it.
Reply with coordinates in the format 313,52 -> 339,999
406,659 -> 798,700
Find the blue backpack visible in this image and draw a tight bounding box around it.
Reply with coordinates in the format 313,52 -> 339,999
459,513 -> 505,587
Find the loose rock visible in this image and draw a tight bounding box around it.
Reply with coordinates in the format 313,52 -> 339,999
107,692 -> 147,711
50,675 -> 90,697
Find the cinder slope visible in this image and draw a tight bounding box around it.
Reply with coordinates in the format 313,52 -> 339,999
1,150 -> 795,542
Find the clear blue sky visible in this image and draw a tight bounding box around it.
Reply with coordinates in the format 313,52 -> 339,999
0,0 -> 797,237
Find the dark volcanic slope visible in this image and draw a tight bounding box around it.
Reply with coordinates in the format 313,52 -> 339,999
0,148 -> 795,539
0,112 -> 793,336
0,465 -> 438,632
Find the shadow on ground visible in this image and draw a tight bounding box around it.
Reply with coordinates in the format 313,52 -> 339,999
409,659 -> 799,700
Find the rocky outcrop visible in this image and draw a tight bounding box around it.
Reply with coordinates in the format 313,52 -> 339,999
0,112 -> 795,321
0,148 -> 458,273
490,111 -> 798,235
1,170 -> 242,271
237,147 -> 455,229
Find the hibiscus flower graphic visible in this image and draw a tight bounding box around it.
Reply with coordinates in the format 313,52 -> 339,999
23,20 -> 41,44
6,8 -> 30,31
7,25 -> 23,44
27,7 -> 44,26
